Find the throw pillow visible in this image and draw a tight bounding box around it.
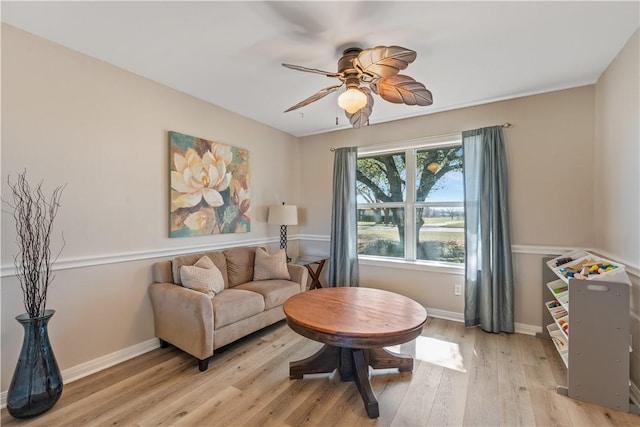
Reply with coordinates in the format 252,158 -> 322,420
194,255 -> 215,270
253,248 -> 291,281
180,256 -> 225,296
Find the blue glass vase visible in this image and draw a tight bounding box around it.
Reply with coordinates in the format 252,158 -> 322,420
7,309 -> 63,418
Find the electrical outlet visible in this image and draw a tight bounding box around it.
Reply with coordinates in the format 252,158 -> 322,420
454,282 -> 463,296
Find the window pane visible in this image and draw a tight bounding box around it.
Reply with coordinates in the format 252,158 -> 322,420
356,152 -> 406,203
357,207 -> 405,258
416,206 -> 465,263
416,147 -> 464,202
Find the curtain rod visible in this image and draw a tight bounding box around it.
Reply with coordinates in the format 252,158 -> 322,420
329,122 -> 512,152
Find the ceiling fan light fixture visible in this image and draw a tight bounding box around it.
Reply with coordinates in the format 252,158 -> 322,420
283,45 -> 430,128
338,87 -> 367,114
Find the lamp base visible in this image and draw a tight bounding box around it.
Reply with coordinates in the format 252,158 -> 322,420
280,225 -> 291,263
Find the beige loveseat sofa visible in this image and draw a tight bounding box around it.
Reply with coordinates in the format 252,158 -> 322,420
149,246 -> 308,371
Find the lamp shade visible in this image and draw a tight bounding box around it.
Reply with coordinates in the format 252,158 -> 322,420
268,204 -> 298,226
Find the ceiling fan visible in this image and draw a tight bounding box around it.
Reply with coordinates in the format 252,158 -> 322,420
282,45 -> 433,128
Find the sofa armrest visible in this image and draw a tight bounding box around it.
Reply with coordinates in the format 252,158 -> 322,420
148,282 -> 214,360
287,264 -> 309,292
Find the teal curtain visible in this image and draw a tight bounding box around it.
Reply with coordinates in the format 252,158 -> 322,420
328,147 -> 359,287
462,126 -> 514,333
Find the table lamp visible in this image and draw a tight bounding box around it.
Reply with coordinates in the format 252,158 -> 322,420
267,203 -> 298,262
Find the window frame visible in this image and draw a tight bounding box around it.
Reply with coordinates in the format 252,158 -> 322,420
356,134 -> 464,268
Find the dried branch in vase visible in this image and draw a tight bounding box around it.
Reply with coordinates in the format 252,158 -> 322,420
3,171 -> 65,318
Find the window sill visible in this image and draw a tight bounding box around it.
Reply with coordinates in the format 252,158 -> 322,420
358,256 -> 465,275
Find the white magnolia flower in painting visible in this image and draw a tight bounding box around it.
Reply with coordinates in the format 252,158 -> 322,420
210,143 -> 233,166
184,209 -> 215,233
171,148 -> 231,211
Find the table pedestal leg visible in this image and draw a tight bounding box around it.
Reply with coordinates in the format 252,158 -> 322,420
289,345 -> 340,379
352,349 -> 379,418
368,347 -> 414,372
289,345 -> 414,419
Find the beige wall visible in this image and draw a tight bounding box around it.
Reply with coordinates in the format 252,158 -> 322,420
298,86 -> 597,327
594,29 -> 639,266
594,29 -> 639,388
1,24 -> 300,391
299,87 -> 597,247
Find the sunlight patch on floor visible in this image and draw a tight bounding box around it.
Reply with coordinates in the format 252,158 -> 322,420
388,335 -> 466,372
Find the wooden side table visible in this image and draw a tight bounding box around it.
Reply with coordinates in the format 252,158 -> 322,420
292,256 -> 328,290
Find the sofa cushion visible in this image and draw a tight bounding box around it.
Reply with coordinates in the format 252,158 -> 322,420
224,247 -> 256,287
212,289 -> 265,329
172,251 -> 228,287
253,248 -> 291,281
234,280 -> 300,310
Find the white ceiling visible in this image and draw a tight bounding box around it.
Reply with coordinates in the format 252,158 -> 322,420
2,1 -> 638,137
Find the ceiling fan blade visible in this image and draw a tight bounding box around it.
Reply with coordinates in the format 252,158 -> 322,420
284,84 -> 343,113
371,75 -> 433,106
354,46 -> 417,79
282,63 -> 342,78
345,87 -> 374,128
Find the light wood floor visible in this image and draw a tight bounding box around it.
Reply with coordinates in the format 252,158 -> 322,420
2,317 -> 639,426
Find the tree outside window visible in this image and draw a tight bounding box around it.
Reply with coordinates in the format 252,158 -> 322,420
356,143 -> 464,263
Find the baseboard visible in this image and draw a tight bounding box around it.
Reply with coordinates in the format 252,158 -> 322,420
426,307 -> 465,323
514,322 -> 543,336
425,307 -> 540,336
0,337 -> 159,409
61,338 -> 159,384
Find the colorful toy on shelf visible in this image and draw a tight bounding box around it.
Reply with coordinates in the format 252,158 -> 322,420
553,284 -> 568,294
554,257 -> 573,267
558,318 -> 569,335
557,259 -> 618,280
547,299 -> 562,308
546,299 -> 568,318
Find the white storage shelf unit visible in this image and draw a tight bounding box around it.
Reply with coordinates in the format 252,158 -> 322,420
541,251 -> 638,414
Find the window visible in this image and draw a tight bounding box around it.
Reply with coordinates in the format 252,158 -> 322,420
356,138 -> 464,264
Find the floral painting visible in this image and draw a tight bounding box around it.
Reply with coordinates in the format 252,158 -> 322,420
169,131 -> 250,237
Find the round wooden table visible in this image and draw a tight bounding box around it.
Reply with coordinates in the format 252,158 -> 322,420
283,287 -> 427,418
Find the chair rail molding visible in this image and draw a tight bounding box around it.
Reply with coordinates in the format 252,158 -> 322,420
1,236 -> 281,277
298,235 -> 640,277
